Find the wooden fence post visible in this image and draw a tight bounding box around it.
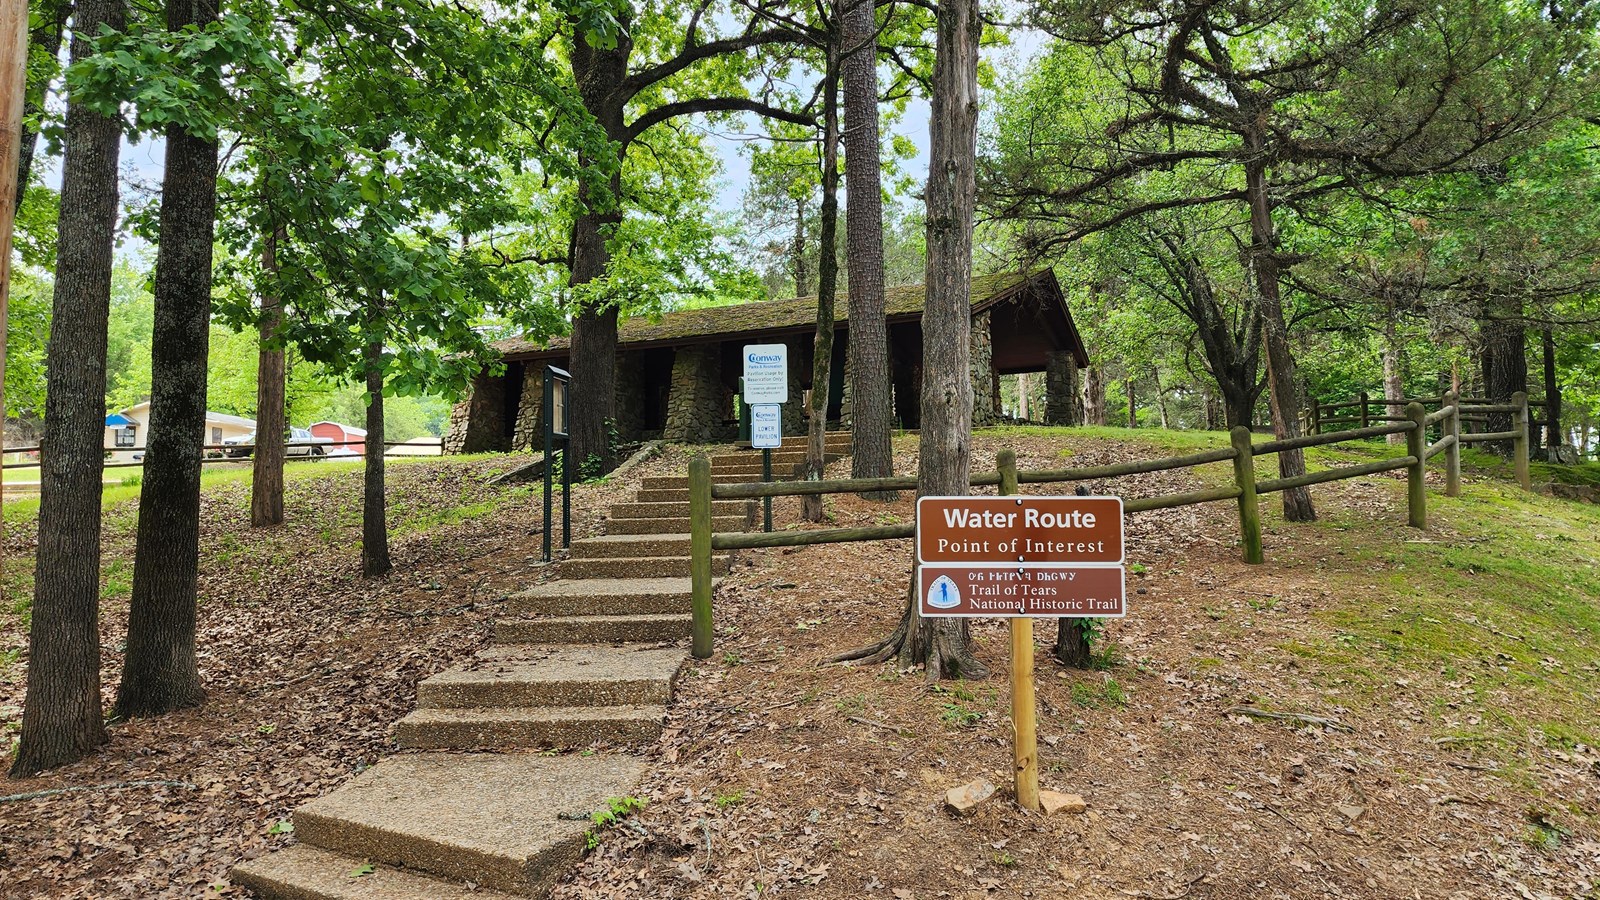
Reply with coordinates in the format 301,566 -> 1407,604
1229,426 -> 1263,564
1405,402 -> 1427,529
1309,398 -> 1320,435
690,455 -> 714,659
1359,392 -> 1370,429
996,449 -> 1039,813
1444,390 -> 1461,498
1513,391 -> 1531,490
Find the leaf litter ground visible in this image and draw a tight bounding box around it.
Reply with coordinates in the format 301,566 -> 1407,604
558,431 -> 1600,900
3,432 -> 1598,899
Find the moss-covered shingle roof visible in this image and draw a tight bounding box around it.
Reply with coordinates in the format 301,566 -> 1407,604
496,270 -> 1039,359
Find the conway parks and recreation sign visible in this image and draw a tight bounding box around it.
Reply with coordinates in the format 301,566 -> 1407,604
916,496 -> 1127,618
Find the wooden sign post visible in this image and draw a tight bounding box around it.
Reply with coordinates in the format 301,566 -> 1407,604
916,451 -> 1127,812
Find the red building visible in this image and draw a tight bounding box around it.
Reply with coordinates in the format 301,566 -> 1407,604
309,421 -> 367,454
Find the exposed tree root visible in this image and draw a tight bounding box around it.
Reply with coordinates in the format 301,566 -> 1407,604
829,582 -> 989,679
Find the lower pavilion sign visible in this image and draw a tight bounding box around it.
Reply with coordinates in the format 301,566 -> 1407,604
918,565 -> 1125,618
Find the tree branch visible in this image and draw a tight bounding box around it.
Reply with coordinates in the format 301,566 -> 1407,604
624,97 -> 815,144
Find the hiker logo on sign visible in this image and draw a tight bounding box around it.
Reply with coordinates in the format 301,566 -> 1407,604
926,575 -> 961,610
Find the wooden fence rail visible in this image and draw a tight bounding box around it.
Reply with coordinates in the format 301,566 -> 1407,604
1,439 -> 442,471
686,391 -> 1528,658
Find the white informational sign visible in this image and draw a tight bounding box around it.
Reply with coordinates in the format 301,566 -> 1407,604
743,344 -> 789,404
751,404 -> 783,449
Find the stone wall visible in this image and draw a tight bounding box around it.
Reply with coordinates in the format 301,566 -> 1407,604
781,337 -> 806,436
1044,350 -> 1079,426
614,351 -> 645,443
839,355 -> 852,428
511,366 -> 543,451
442,399 -> 471,454
446,372 -> 510,454
664,345 -> 724,443
971,311 -> 997,426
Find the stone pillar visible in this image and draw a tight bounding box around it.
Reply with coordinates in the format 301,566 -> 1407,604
1044,351 -> 1079,426
511,366 -> 543,451
970,311 -> 997,426
447,373 -> 511,453
664,346 -> 724,443
443,399 -> 471,454
782,337 -> 806,436
839,354 -> 853,429
614,351 -> 645,443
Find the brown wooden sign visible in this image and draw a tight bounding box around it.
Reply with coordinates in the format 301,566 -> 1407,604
918,565 -> 1125,617
916,496 -> 1124,564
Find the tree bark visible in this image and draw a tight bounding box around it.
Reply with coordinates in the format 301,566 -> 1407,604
114,0 -> 219,720
1126,378 -> 1136,428
1542,326 -> 1561,457
1083,362 -> 1105,425
792,195 -> 811,297
251,225 -> 286,526
12,0 -> 125,778
803,38 -> 841,524
1479,297 -> 1526,457
362,338 -> 391,578
842,0 -> 894,490
564,24 -> 631,473
1383,312 -> 1405,446
1243,146 -> 1314,522
835,0 -> 985,680
14,0 -> 67,208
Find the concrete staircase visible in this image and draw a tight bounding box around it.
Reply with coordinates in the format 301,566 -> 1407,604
233,432 -> 850,899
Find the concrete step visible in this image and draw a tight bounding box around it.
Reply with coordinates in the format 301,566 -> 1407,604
606,514 -> 744,534
640,475 -> 794,490
495,613 -> 691,645
781,435 -> 852,449
509,577 -> 693,617
712,451 -> 811,465
288,752 -> 646,896
416,644 -> 684,709
232,844 -> 524,900
558,554 -> 728,580
394,704 -> 667,751
568,534 -> 691,558
609,500 -> 750,519
634,488 -> 690,503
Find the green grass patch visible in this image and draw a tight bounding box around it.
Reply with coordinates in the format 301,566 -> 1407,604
1280,466 -> 1600,779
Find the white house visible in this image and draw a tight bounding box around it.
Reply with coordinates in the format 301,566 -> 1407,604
104,401 -> 257,463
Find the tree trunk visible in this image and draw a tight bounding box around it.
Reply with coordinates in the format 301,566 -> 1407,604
835,0 -> 985,680
252,225 -> 286,526
1015,372 -> 1028,421
564,29 -> 631,473
1543,326 -> 1561,457
1243,148 -> 1314,522
113,0 -> 219,720
1084,363 -> 1105,425
1151,368 -> 1169,429
1220,382 -> 1254,430
803,41 -> 841,524
1479,298 -> 1526,457
842,0 -> 894,489
11,0 -> 126,778
14,0 -> 68,207
1054,620 -> 1092,667
793,195 -> 811,297
1383,313 -> 1405,446
362,338 -> 391,578
1126,378 -> 1136,428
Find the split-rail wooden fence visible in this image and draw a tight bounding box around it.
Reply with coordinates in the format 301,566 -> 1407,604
686,390 -> 1533,659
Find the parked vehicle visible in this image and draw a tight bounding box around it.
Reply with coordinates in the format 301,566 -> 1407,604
223,427 -> 332,459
